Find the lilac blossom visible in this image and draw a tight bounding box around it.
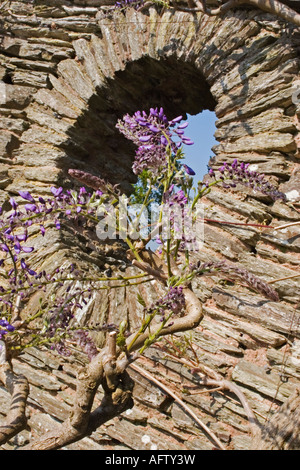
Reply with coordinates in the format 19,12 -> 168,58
183,164 -> 196,176
190,260 -> 279,301
0,319 -> 15,339
147,286 -> 186,320
160,188 -> 197,250
116,108 -> 193,175
0,186 -> 104,265
208,160 -> 287,202
115,0 -> 144,9
73,330 -> 98,361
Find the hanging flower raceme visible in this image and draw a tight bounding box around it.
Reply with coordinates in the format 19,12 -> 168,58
190,260 -> 279,302
73,330 -> 98,361
208,160 -> 287,202
114,0 -> 144,9
163,187 -> 188,208
0,185 -> 105,267
162,187 -> 188,237
146,286 -> 186,321
0,187 -> 106,357
159,186 -> 197,250
116,107 -> 193,175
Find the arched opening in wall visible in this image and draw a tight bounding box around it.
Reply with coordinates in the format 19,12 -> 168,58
62,56 -> 217,194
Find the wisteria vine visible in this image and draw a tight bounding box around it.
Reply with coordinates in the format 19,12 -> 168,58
0,106 -> 288,362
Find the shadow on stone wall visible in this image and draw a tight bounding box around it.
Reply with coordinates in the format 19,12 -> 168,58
0,2 -> 299,450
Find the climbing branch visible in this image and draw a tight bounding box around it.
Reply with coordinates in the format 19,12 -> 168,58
198,376 -> 261,439
126,248 -> 204,352
175,0 -> 300,26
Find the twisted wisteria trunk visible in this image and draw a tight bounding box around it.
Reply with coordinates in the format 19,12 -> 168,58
22,348 -> 134,450
0,342 -> 29,444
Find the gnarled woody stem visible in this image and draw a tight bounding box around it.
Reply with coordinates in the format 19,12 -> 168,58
0,361 -> 29,445
126,286 -> 203,351
18,249 -> 201,450
177,0 -> 300,26
20,352 -> 104,450
21,347 -> 134,450
126,249 -> 204,351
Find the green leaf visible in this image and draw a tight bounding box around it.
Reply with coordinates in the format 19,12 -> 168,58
137,293 -> 146,307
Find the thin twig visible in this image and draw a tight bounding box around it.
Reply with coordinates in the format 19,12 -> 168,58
129,362 -> 226,450
187,386 -> 223,395
201,217 -> 273,229
200,377 -> 260,438
206,0 -> 300,26
268,273 -> 300,284
11,294 -> 22,323
156,342 -> 261,438
272,222 -> 300,231
131,259 -> 168,282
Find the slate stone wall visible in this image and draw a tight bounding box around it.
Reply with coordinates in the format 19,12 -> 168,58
0,0 -> 300,450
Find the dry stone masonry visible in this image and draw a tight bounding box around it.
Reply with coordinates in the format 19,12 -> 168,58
0,0 -> 300,450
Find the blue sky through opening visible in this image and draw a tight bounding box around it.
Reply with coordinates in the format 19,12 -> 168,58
182,110 -> 217,182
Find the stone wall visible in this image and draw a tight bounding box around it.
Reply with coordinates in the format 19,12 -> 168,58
0,0 -> 300,450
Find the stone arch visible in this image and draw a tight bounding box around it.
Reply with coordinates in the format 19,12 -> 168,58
0,1 -> 300,450
6,8 -> 220,195
1,6 -> 299,198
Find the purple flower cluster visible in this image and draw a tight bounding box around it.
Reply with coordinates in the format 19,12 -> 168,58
163,187 -> 188,207
190,260 -> 279,301
46,294 -> 82,356
0,187 -> 102,356
68,169 -> 119,196
0,187 -> 103,318
0,264 -> 81,315
208,160 -> 287,202
163,187 -> 188,238
160,187 -> 197,250
115,0 -> 144,9
116,107 -> 193,175
0,319 -> 15,339
73,330 -> 98,361
45,304 -> 74,356
148,286 -> 186,320
0,197 -> 34,264
0,186 -> 104,269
